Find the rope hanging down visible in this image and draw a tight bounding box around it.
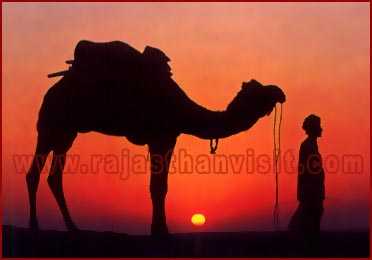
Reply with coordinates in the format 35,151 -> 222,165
207,104 -> 282,228
210,138 -> 219,154
273,104 -> 283,229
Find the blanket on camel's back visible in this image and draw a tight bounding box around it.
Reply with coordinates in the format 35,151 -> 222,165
40,40 -> 152,135
48,40 -> 181,138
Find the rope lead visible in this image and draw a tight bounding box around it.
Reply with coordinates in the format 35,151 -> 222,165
273,104 -> 283,229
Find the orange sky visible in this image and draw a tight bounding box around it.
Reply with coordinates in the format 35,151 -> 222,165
2,2 -> 370,234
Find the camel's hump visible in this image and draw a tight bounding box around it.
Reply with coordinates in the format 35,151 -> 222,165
73,40 -> 172,76
74,40 -> 142,66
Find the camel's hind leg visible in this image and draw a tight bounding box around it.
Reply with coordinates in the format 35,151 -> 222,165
26,134 -> 52,233
47,132 -> 78,232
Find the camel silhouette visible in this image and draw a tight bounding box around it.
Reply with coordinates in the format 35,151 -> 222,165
26,40 -> 286,237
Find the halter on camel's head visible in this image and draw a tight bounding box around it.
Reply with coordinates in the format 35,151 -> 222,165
210,79 -> 286,154
226,79 -> 286,117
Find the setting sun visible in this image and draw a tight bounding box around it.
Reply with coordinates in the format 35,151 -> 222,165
191,214 -> 206,226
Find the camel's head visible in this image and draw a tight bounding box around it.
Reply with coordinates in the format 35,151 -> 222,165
227,79 -> 286,117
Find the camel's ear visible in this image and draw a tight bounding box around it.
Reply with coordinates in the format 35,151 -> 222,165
250,79 -> 262,87
242,79 -> 262,89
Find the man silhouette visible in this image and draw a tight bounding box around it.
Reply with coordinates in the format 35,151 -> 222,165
289,114 -> 325,247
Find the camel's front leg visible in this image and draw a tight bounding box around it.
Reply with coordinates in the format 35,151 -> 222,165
149,136 -> 177,237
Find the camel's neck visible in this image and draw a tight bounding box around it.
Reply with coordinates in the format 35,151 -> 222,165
180,105 -> 262,140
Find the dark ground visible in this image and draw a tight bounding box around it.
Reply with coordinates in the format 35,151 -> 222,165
2,225 -> 370,258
